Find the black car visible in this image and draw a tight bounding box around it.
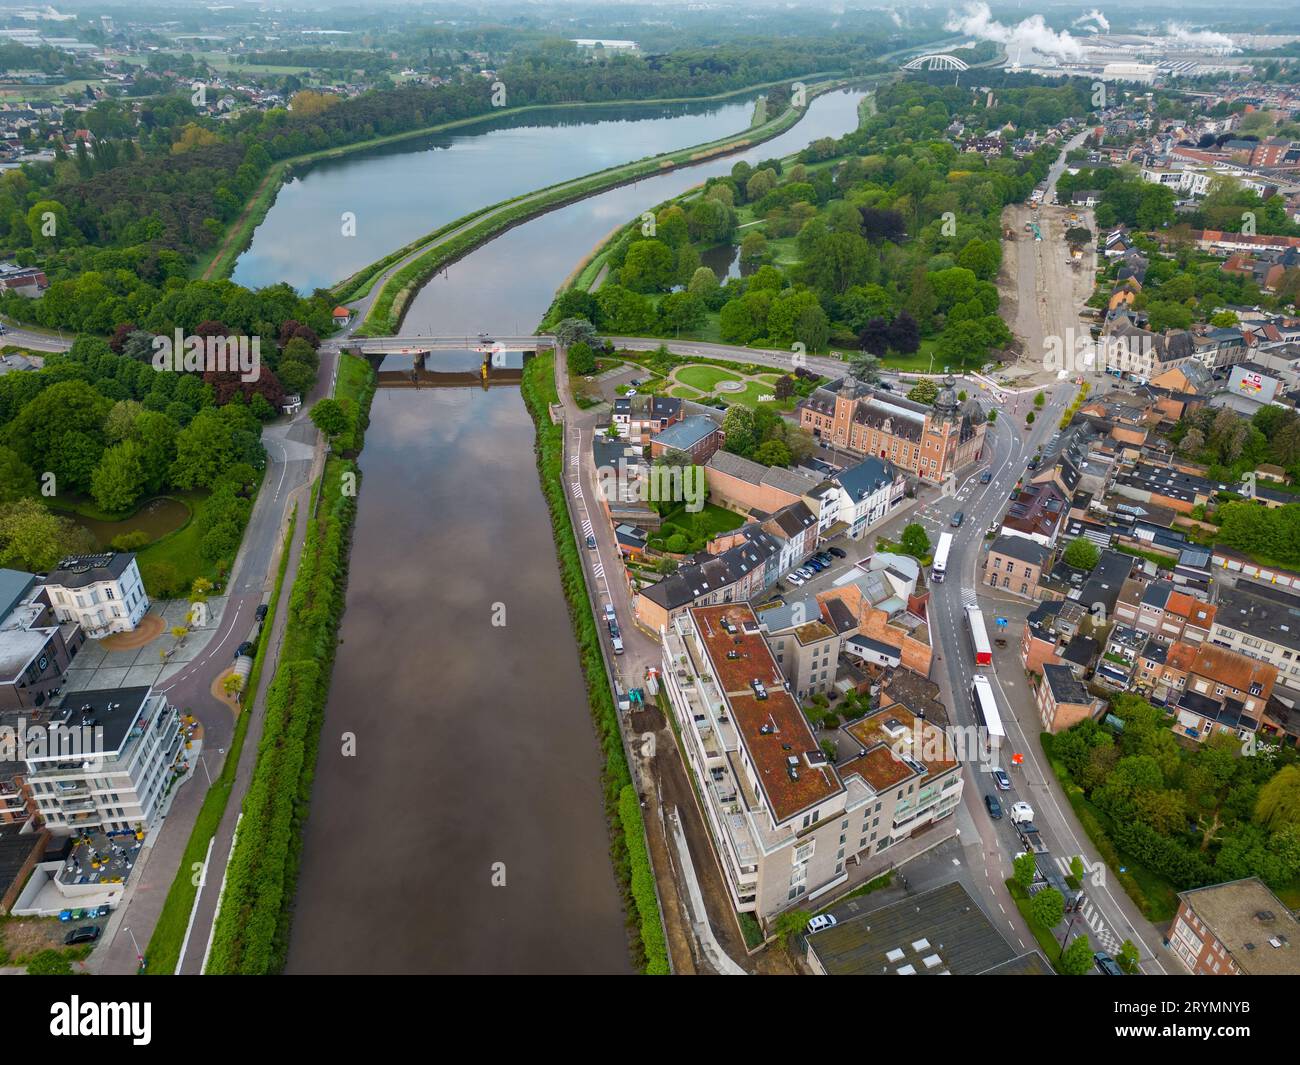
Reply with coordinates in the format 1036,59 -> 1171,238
65,925 -> 101,946
979,470 -> 992,484
1094,952 -> 1124,976
585,534 -> 597,549
950,511 -> 965,528
235,641 -> 255,659
255,603 -> 268,622
984,793 -> 1003,820
828,547 -> 847,559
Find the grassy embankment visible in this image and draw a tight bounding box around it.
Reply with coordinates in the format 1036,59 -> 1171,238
195,74 -> 846,286
352,80 -> 847,338
520,351 -> 669,974
200,355 -> 375,974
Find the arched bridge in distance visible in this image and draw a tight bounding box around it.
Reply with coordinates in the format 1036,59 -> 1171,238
901,53 -> 971,72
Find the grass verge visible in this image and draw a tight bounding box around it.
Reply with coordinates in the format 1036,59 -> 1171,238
521,351 -> 669,974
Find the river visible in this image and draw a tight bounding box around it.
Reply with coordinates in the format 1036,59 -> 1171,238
232,97 -> 762,293
283,85 -> 868,974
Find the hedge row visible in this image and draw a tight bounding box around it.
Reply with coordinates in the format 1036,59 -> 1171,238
205,410 -> 371,970
618,785 -> 670,974
519,352 -> 668,974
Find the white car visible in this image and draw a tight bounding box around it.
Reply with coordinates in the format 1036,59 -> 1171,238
807,914 -> 838,934
625,388 -> 637,397
786,572 -> 805,586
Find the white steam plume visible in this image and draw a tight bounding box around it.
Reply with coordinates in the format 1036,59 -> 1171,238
1073,9 -> 1109,33
945,2 -> 1085,63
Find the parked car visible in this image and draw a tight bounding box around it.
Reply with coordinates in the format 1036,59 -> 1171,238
585,534 -> 597,549
628,378 -> 640,387
992,768 -> 1012,791
1094,952 -> 1124,976
624,388 -> 637,397
786,572 -> 806,587
614,682 -> 630,712
814,552 -> 833,565
65,925 -> 101,945
806,914 -> 838,934
805,558 -> 825,572
611,634 -> 624,655
979,470 -> 992,484
950,511 -> 965,528
255,603 -> 268,622
984,793 -> 1003,820
603,603 -> 616,623
797,567 -> 815,580
1026,456 -> 1040,471
828,547 -> 847,559
234,641 -> 255,659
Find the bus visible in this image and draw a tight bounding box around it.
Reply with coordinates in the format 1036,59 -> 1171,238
931,532 -> 952,583
971,675 -> 1005,746
965,604 -> 992,666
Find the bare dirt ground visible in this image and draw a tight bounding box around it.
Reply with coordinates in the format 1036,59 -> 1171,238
100,613 -> 166,651
997,202 -> 1098,388
2,916 -> 68,962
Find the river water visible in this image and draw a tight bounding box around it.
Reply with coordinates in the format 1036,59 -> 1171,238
282,86 -> 868,974
232,97 -> 760,293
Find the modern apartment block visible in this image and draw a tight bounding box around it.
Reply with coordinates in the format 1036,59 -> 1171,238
40,553 -> 149,639
23,686 -> 186,834
0,568 -> 83,711
661,603 -> 961,920
1209,580 -> 1300,699
1169,878 -> 1300,975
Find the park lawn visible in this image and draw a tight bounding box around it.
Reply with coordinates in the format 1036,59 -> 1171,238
720,380 -> 781,408
755,373 -> 784,384
676,364 -> 741,391
135,490 -> 214,594
669,385 -> 702,399
651,501 -> 745,551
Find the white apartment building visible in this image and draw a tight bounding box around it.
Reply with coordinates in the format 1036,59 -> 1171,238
1208,580 -> 1300,701
23,686 -> 185,834
661,603 -> 961,920
1140,164 -> 1214,198
41,553 -> 149,638
829,456 -> 905,540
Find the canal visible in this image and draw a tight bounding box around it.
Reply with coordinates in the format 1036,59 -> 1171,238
233,96 -> 761,293
284,86 -> 868,974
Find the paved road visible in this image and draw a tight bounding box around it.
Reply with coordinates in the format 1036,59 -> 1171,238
0,317 -> 73,353
94,353 -> 331,975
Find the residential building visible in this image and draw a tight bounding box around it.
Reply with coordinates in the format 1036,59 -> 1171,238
1113,578 -> 1216,644
23,686 -> 187,834
633,527 -> 781,632
797,375 -> 985,483
661,603 -> 960,919
757,599 -> 842,702
612,394 -> 683,447
1169,878 -> 1300,975
806,880 -> 1052,976
41,553 -> 149,639
703,450 -> 820,517
1208,580 -> 1300,700
0,568 -> 83,711
649,414 -> 721,463
1037,663 -> 1103,734
983,535 -> 1051,599
1172,642 -> 1278,743
827,456 -> 905,540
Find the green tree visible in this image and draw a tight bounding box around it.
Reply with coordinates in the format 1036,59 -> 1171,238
91,439 -> 147,514
1256,765 -> 1300,832
567,341 -> 597,376
170,407 -> 235,490
0,499 -> 95,572
1029,886 -> 1065,930
1012,852 -> 1038,891
1034,391 -> 1045,408
1116,939 -> 1141,975
1063,537 -> 1101,571
554,317 -> 598,349
752,439 -> 792,468
0,446 -> 37,503
899,522 -> 930,559
1058,933 -> 1094,975
722,405 -> 758,457
309,398 -> 349,440
773,908 -> 811,947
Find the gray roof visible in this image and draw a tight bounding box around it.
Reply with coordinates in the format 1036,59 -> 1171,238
1043,662 -> 1091,706
0,568 -> 35,619
651,415 -> 718,452
1215,580 -> 1300,652
808,880 -> 1048,976
834,456 -> 898,501
988,535 -> 1050,568
44,553 -> 134,589
44,686 -> 153,754
706,450 -> 819,497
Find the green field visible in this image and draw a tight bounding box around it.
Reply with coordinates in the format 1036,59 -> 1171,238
675,365 -> 740,391
648,502 -> 745,553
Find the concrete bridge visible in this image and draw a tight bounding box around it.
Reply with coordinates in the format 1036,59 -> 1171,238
342,333 -> 555,355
